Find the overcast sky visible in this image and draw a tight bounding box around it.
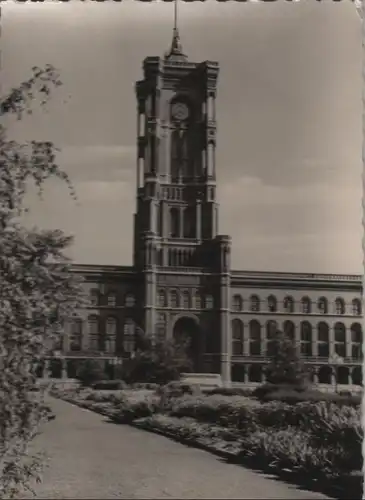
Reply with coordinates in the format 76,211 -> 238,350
2,1 -> 362,274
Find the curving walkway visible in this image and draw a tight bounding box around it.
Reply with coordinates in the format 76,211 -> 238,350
24,397 -> 329,499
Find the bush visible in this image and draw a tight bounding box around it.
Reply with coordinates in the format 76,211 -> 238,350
130,382 -> 160,391
76,360 -> 107,387
252,382 -> 307,400
123,335 -> 193,385
91,380 -> 129,391
207,387 -> 254,397
261,389 -> 361,406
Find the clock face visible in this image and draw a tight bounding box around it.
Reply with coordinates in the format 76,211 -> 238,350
171,102 -> 189,121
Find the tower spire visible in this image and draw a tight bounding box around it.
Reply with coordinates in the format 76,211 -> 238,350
165,0 -> 187,61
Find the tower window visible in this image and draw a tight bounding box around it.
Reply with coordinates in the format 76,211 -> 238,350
170,208 -> 180,238
183,206 -> 196,238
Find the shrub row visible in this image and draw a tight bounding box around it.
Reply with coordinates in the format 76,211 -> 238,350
136,413 -> 362,479
168,395 -> 362,452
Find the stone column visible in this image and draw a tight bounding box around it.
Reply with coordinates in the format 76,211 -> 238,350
61,358 -> 68,379
312,366 -> 319,385
243,323 -> 249,356
329,326 -> 335,357
44,359 -> 50,379
243,365 -> 249,384
196,201 -> 202,241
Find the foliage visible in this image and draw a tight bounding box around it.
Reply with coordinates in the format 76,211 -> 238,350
0,66 -> 85,497
206,387 -> 254,397
261,388 -> 361,406
91,380 -> 129,391
264,331 -> 309,387
76,360 -> 107,387
122,333 -> 193,385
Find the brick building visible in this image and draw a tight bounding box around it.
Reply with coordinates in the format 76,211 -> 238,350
47,29 -> 363,389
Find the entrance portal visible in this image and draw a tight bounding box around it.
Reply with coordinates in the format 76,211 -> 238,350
173,316 -> 201,372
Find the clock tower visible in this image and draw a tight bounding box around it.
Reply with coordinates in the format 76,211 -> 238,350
132,15 -> 232,384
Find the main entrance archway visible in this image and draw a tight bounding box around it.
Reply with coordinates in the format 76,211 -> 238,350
172,316 -> 201,372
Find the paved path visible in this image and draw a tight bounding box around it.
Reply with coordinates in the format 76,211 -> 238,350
25,398 -> 329,499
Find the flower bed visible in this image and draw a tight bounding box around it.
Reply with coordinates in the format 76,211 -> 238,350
52,384 -> 362,490
134,413 -> 362,498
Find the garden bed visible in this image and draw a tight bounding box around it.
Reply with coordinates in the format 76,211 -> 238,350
52,385 -> 362,499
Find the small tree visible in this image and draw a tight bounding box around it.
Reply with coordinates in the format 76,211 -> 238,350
123,331 -> 193,385
0,66 -> 86,497
76,360 -> 107,387
265,331 -> 308,387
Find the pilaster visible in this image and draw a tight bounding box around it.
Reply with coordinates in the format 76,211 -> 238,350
217,235 -> 232,387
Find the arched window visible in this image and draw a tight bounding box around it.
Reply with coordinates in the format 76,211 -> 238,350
123,319 -> 135,355
90,288 -> 99,307
157,289 -> 167,308
170,125 -> 192,180
301,296 -> 311,314
334,322 -> 346,357
352,298 -> 362,316
232,319 -> 244,355
204,295 -> 214,310
250,295 -> 260,312
300,322 -> 312,357
156,313 -> 166,340
249,320 -> 261,355
351,322 -> 363,344
70,317 -> 82,352
170,290 -> 179,309
283,296 -> 294,313
106,292 -> 117,307
317,322 -> 329,358
266,320 -> 278,339
194,292 -> 202,309
88,315 -> 99,351
125,293 -> 135,308
335,298 -> 345,315
283,320 -> 295,341
267,295 -> 277,313
232,294 -> 243,312
182,291 -> 191,309
317,297 -> 328,314
170,207 -> 180,238
105,316 -> 117,353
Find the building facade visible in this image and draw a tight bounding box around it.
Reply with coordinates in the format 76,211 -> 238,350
47,30 -> 363,389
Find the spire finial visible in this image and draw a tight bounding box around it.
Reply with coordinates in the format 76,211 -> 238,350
165,0 -> 187,61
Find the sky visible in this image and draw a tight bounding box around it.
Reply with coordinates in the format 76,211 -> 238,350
2,1 -> 362,274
